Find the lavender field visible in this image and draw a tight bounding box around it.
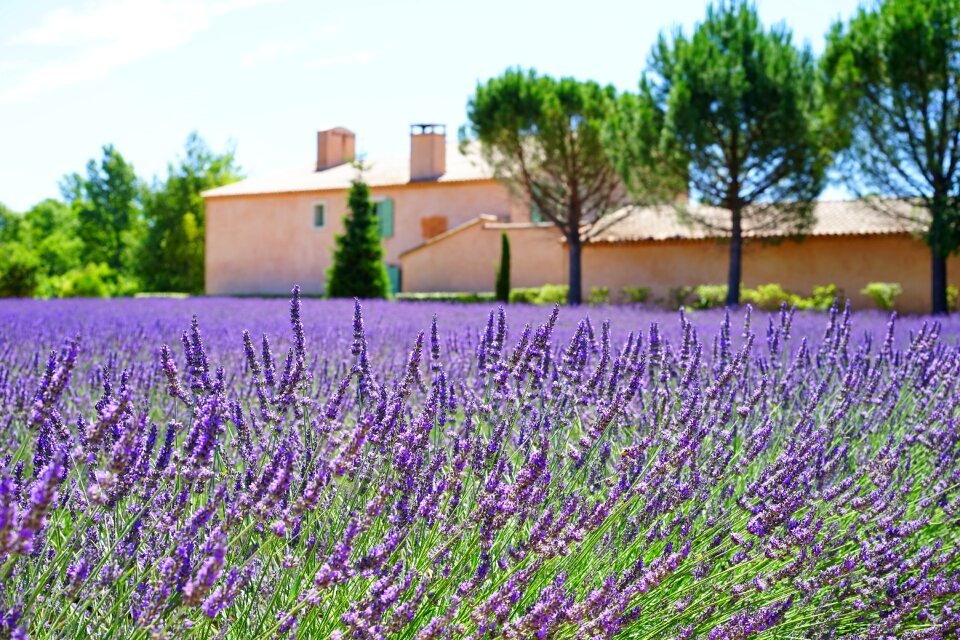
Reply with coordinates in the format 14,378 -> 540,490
1,292 -> 959,639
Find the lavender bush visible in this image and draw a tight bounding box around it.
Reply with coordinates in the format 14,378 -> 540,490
0,289 -> 958,639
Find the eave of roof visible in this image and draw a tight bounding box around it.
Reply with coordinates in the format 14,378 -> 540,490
202,142 -> 495,199
399,200 -> 927,259
398,215 -> 500,258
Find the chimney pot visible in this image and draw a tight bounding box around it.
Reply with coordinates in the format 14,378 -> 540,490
409,123 -> 446,181
317,127 -> 355,171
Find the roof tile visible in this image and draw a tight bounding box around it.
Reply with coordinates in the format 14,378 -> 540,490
586,200 -> 926,243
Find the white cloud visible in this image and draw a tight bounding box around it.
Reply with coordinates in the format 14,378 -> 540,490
304,49 -> 375,70
241,26 -> 343,69
242,41 -> 300,68
0,0 -> 275,103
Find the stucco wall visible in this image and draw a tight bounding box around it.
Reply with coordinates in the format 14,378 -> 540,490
400,222 -> 566,293
401,226 -> 958,313
205,179 -> 520,295
581,234 -> 960,313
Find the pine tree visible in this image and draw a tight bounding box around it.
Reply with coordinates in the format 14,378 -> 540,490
465,69 -> 625,305
611,2 -> 828,307
822,0 -> 960,314
495,232 -> 511,302
326,176 -> 389,298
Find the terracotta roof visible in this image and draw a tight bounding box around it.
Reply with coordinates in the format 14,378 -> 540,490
202,142 -> 494,198
398,200 -> 925,260
586,200 -> 926,243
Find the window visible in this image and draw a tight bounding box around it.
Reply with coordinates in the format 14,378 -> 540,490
386,265 -> 401,294
373,198 -> 394,238
313,202 -> 326,228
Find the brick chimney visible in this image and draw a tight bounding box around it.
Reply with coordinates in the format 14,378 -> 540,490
316,127 -> 355,171
409,123 -> 446,181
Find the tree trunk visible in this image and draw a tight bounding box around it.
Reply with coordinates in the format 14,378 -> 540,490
568,236 -> 582,306
932,248 -> 948,315
725,207 -> 742,307
929,192 -> 952,315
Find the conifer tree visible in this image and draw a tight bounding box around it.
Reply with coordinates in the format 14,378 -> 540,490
495,232 -> 511,302
611,2 -> 828,307
326,176 -> 389,298
822,0 -> 960,314
465,68 -> 625,305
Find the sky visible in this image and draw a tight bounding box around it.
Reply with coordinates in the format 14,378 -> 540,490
0,0 -> 865,212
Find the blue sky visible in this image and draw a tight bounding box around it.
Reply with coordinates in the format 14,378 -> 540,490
0,0 -> 863,212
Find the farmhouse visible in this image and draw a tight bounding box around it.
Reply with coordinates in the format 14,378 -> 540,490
203,126 -> 959,312
203,125 -> 528,296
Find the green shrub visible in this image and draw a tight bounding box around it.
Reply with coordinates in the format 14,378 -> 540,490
622,285 -> 651,304
66,263 -> 115,298
508,287 -> 539,304
509,284 -> 569,305
111,273 -> 140,297
809,284 -> 842,311
691,284 -> 728,309
396,282 -> 860,311
134,292 -> 191,299
35,263 -> 139,298
861,282 -> 902,311
534,284 -> 568,305
741,283 -> 798,311
588,286 -> 610,306
667,286 -> 695,309
948,285 -> 959,311
661,282 -> 839,312
394,292 -> 496,303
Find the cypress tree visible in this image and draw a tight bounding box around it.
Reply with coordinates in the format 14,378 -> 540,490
326,177 -> 389,299
495,232 -> 511,302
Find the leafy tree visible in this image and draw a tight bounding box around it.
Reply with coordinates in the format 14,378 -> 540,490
61,145 -> 143,275
140,133 -> 242,293
0,204 -> 39,297
463,68 -> 625,305
0,202 -> 23,245
495,232 -> 511,302
0,244 -> 40,297
327,174 -> 389,299
22,199 -> 83,277
52,263 -> 117,298
822,0 -> 960,314
610,2 -> 828,306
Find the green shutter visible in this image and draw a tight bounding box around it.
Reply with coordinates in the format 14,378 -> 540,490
530,201 -> 543,223
529,186 -> 543,222
378,198 -> 394,237
387,265 -> 401,294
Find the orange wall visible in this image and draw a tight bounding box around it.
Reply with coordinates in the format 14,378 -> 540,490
400,222 -> 566,293
582,234 -> 960,313
401,227 -> 959,313
205,180 -> 521,295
